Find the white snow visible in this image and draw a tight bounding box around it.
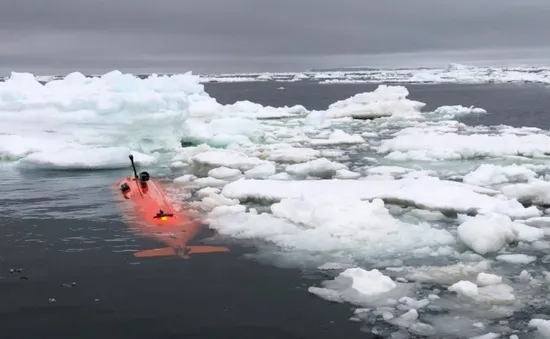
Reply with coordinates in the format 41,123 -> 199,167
284,158 -> 347,179
456,214 -> 519,255
208,166 -> 242,180
205,197 -> 456,257
449,280 -> 479,298
265,146 -> 320,163
307,267 -> 405,305
431,105 -> 487,118
379,132 -> 550,161
221,177 -> 539,218
309,129 -> 365,145
462,164 -> 537,187
244,163 -> 276,179
496,254 -> 537,264
529,318 -> 550,337
476,273 -> 503,287
191,149 -> 268,171
16,147 -> 156,170
306,85 -> 426,122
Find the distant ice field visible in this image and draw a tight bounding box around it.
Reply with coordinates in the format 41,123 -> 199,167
3,69 -> 550,338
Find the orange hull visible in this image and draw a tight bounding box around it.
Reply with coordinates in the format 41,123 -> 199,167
115,156 -> 229,259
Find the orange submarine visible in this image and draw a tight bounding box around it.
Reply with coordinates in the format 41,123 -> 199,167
115,155 -> 229,259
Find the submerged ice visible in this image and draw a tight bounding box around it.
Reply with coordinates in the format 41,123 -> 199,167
4,70 -> 550,338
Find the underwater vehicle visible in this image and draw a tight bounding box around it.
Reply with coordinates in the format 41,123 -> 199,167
115,155 -> 230,259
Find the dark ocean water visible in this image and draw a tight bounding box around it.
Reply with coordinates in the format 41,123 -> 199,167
206,81 -> 550,129
2,81 -> 550,339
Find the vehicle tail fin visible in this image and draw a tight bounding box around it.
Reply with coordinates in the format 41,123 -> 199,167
186,245 -> 230,254
134,247 -> 175,258
133,246 -> 229,259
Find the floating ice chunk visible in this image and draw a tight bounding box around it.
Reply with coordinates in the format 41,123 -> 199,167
265,146 -> 320,163
192,177 -> 228,188
520,216 -> 550,227
397,296 -> 429,310
170,161 -> 186,169
449,280 -> 479,298
409,209 -> 446,221
512,222 -> 545,242
405,261 -> 491,285
244,163 -> 276,179
500,180 -> 550,205
310,85 -> 426,121
388,309 -> 419,328
219,100 -> 307,119
284,158 -> 347,179
334,169 -> 361,179
309,129 -> 365,145
173,174 -> 197,185
366,166 -> 414,176
470,333 -> 500,339
221,177 -> 536,217
529,318 -> 550,337
462,164 -> 537,187
208,166 -> 242,181
457,214 -> 518,255
191,149 -> 267,171
476,273 -> 503,287
341,268 -> 397,296
268,172 -> 291,180
206,196 -> 455,259
496,254 -> 536,264
16,147 -> 155,170
307,268 -> 411,307
409,322 -> 436,336
180,117 -> 263,147
195,187 -> 220,198
0,135 -> 75,160
476,284 -> 515,304
379,132 -> 550,161
199,193 -> 239,212
518,270 -> 533,282
317,262 -> 355,270
432,105 -> 487,117
172,144 -> 213,163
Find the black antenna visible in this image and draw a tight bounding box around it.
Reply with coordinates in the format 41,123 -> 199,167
129,155 -> 138,179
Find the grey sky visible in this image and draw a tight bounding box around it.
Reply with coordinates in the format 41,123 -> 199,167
1,0 -> 550,75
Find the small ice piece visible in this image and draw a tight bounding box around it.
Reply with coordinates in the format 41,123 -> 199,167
285,158 -> 347,179
448,280 -> 479,298
191,149 -> 268,171
462,164 -> 536,187
173,174 -> 197,185
341,268 -> 397,296
469,333 -> 500,339
519,270 -> 533,282
529,318 -> 550,337
196,187 -> 221,198
476,272 -> 503,286
496,254 -> 537,264
268,172 -> 291,180
334,169 -> 361,179
309,129 -> 365,145
244,163 -> 276,179
389,309 -> 418,328
192,177 -> 228,188
457,214 -> 518,255
208,166 -> 242,180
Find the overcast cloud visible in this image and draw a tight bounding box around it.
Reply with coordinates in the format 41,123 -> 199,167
1,0 -> 550,75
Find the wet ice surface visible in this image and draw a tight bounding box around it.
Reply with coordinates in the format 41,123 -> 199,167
3,73 -> 550,338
